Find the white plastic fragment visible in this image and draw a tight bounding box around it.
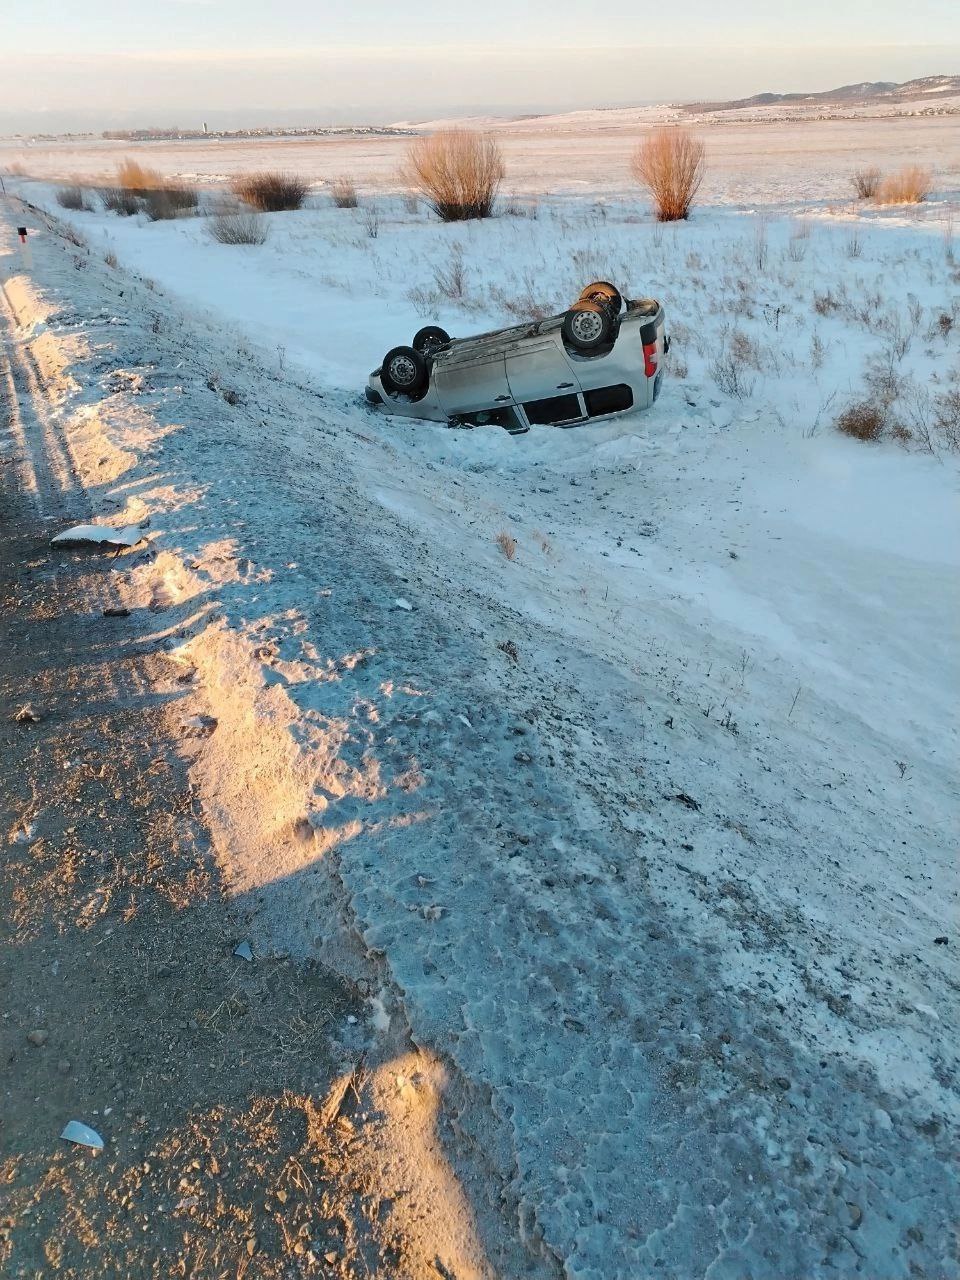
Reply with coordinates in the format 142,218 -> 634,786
394,597 -> 413,611
51,524 -> 144,549
233,940 -> 254,962
60,1120 -> 104,1152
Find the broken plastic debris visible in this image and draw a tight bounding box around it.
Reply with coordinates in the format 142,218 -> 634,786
233,940 -> 254,962
13,704 -> 43,724
60,1120 -> 104,1152
51,524 -> 144,549
181,714 -> 218,736
394,598 -> 413,611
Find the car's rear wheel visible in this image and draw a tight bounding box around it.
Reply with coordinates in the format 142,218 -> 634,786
380,345 -> 429,399
412,325 -> 451,356
562,301 -> 613,352
578,281 -> 623,314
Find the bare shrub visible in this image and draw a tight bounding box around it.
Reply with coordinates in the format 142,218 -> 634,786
331,176 -> 359,209
56,185 -> 92,211
709,352 -> 756,400
729,329 -> 764,371
495,531 -> 517,561
232,171 -> 308,212
852,167 -> 881,199
100,187 -> 140,216
141,184 -> 198,221
360,207 -> 380,238
116,158 -> 165,191
875,166 -> 933,205
104,251 -> 118,268
813,290 -> 841,316
208,211 -> 268,245
111,159 -> 197,219
433,244 -> 467,300
787,228 -> 808,262
836,400 -> 885,441
846,232 -> 863,259
403,129 -> 504,222
631,128 -> 706,222
934,388 -> 960,451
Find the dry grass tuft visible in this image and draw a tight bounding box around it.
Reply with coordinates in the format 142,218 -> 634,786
208,211 -> 268,245
495,531 -> 517,561
403,129 -> 504,222
231,171 -> 308,212
631,128 -> 706,222
56,185 -> 92,211
141,184 -> 199,221
106,159 -> 198,220
100,187 -> 140,216
852,167 -> 882,199
836,400 -> 885,442
330,176 -> 359,208
875,166 -> 932,205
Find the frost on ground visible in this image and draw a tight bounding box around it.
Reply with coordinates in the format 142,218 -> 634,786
4,153 -> 959,1280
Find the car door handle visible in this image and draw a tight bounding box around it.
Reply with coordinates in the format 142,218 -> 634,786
494,394 -> 512,402
557,381 -> 575,389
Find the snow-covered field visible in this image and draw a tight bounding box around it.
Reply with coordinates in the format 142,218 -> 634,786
4,119 -> 959,1277
4,109 -> 959,203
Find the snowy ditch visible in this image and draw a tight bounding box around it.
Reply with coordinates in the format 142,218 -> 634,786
5,189 -> 958,1277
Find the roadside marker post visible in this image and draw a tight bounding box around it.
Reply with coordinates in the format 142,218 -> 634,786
16,226 -> 32,269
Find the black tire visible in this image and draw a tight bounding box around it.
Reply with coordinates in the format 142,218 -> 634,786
380,345 -> 429,399
578,281 -> 623,314
412,325 -> 451,356
562,301 -> 613,352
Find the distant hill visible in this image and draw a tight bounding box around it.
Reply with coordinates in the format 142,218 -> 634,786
685,75 -> 960,114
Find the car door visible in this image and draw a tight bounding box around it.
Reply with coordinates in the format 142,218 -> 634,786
505,334 -> 584,425
433,351 -> 512,416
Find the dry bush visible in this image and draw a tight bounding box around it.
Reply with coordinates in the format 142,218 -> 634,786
875,166 -> 933,205
935,388 -> 960,451
232,171 -> 308,212
116,158 -> 164,190
141,184 -> 199,221
836,400 -> 885,441
56,185 -> 92,211
710,352 -> 756,400
403,129 -> 504,222
111,159 -> 198,219
330,176 -> 358,209
100,186 -> 140,216
495,531 -> 517,561
852,167 -> 881,199
208,212 -> 268,245
104,250 -> 118,268
631,128 -> 706,222
433,244 -> 467,300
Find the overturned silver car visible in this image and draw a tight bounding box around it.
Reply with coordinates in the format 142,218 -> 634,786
365,282 -> 667,432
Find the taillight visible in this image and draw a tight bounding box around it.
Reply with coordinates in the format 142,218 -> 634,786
642,341 -> 658,378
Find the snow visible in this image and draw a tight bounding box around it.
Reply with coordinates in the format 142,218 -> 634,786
5,126 -> 959,1278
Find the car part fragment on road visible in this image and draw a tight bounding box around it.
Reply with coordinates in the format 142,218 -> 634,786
60,1121 -> 105,1152
51,523 -> 145,548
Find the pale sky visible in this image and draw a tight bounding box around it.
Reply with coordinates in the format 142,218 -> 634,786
2,0 -> 957,132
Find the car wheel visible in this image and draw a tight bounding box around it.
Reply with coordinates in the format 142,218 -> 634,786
380,345 -> 429,399
412,325 -> 451,356
578,281 -> 623,314
562,301 -> 613,352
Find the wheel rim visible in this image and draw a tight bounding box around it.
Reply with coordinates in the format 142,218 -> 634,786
571,310 -> 605,344
388,354 -> 418,386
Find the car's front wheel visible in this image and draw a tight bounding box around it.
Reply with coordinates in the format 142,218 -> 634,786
412,325 -> 451,356
380,345 -> 429,399
562,301 -> 613,352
